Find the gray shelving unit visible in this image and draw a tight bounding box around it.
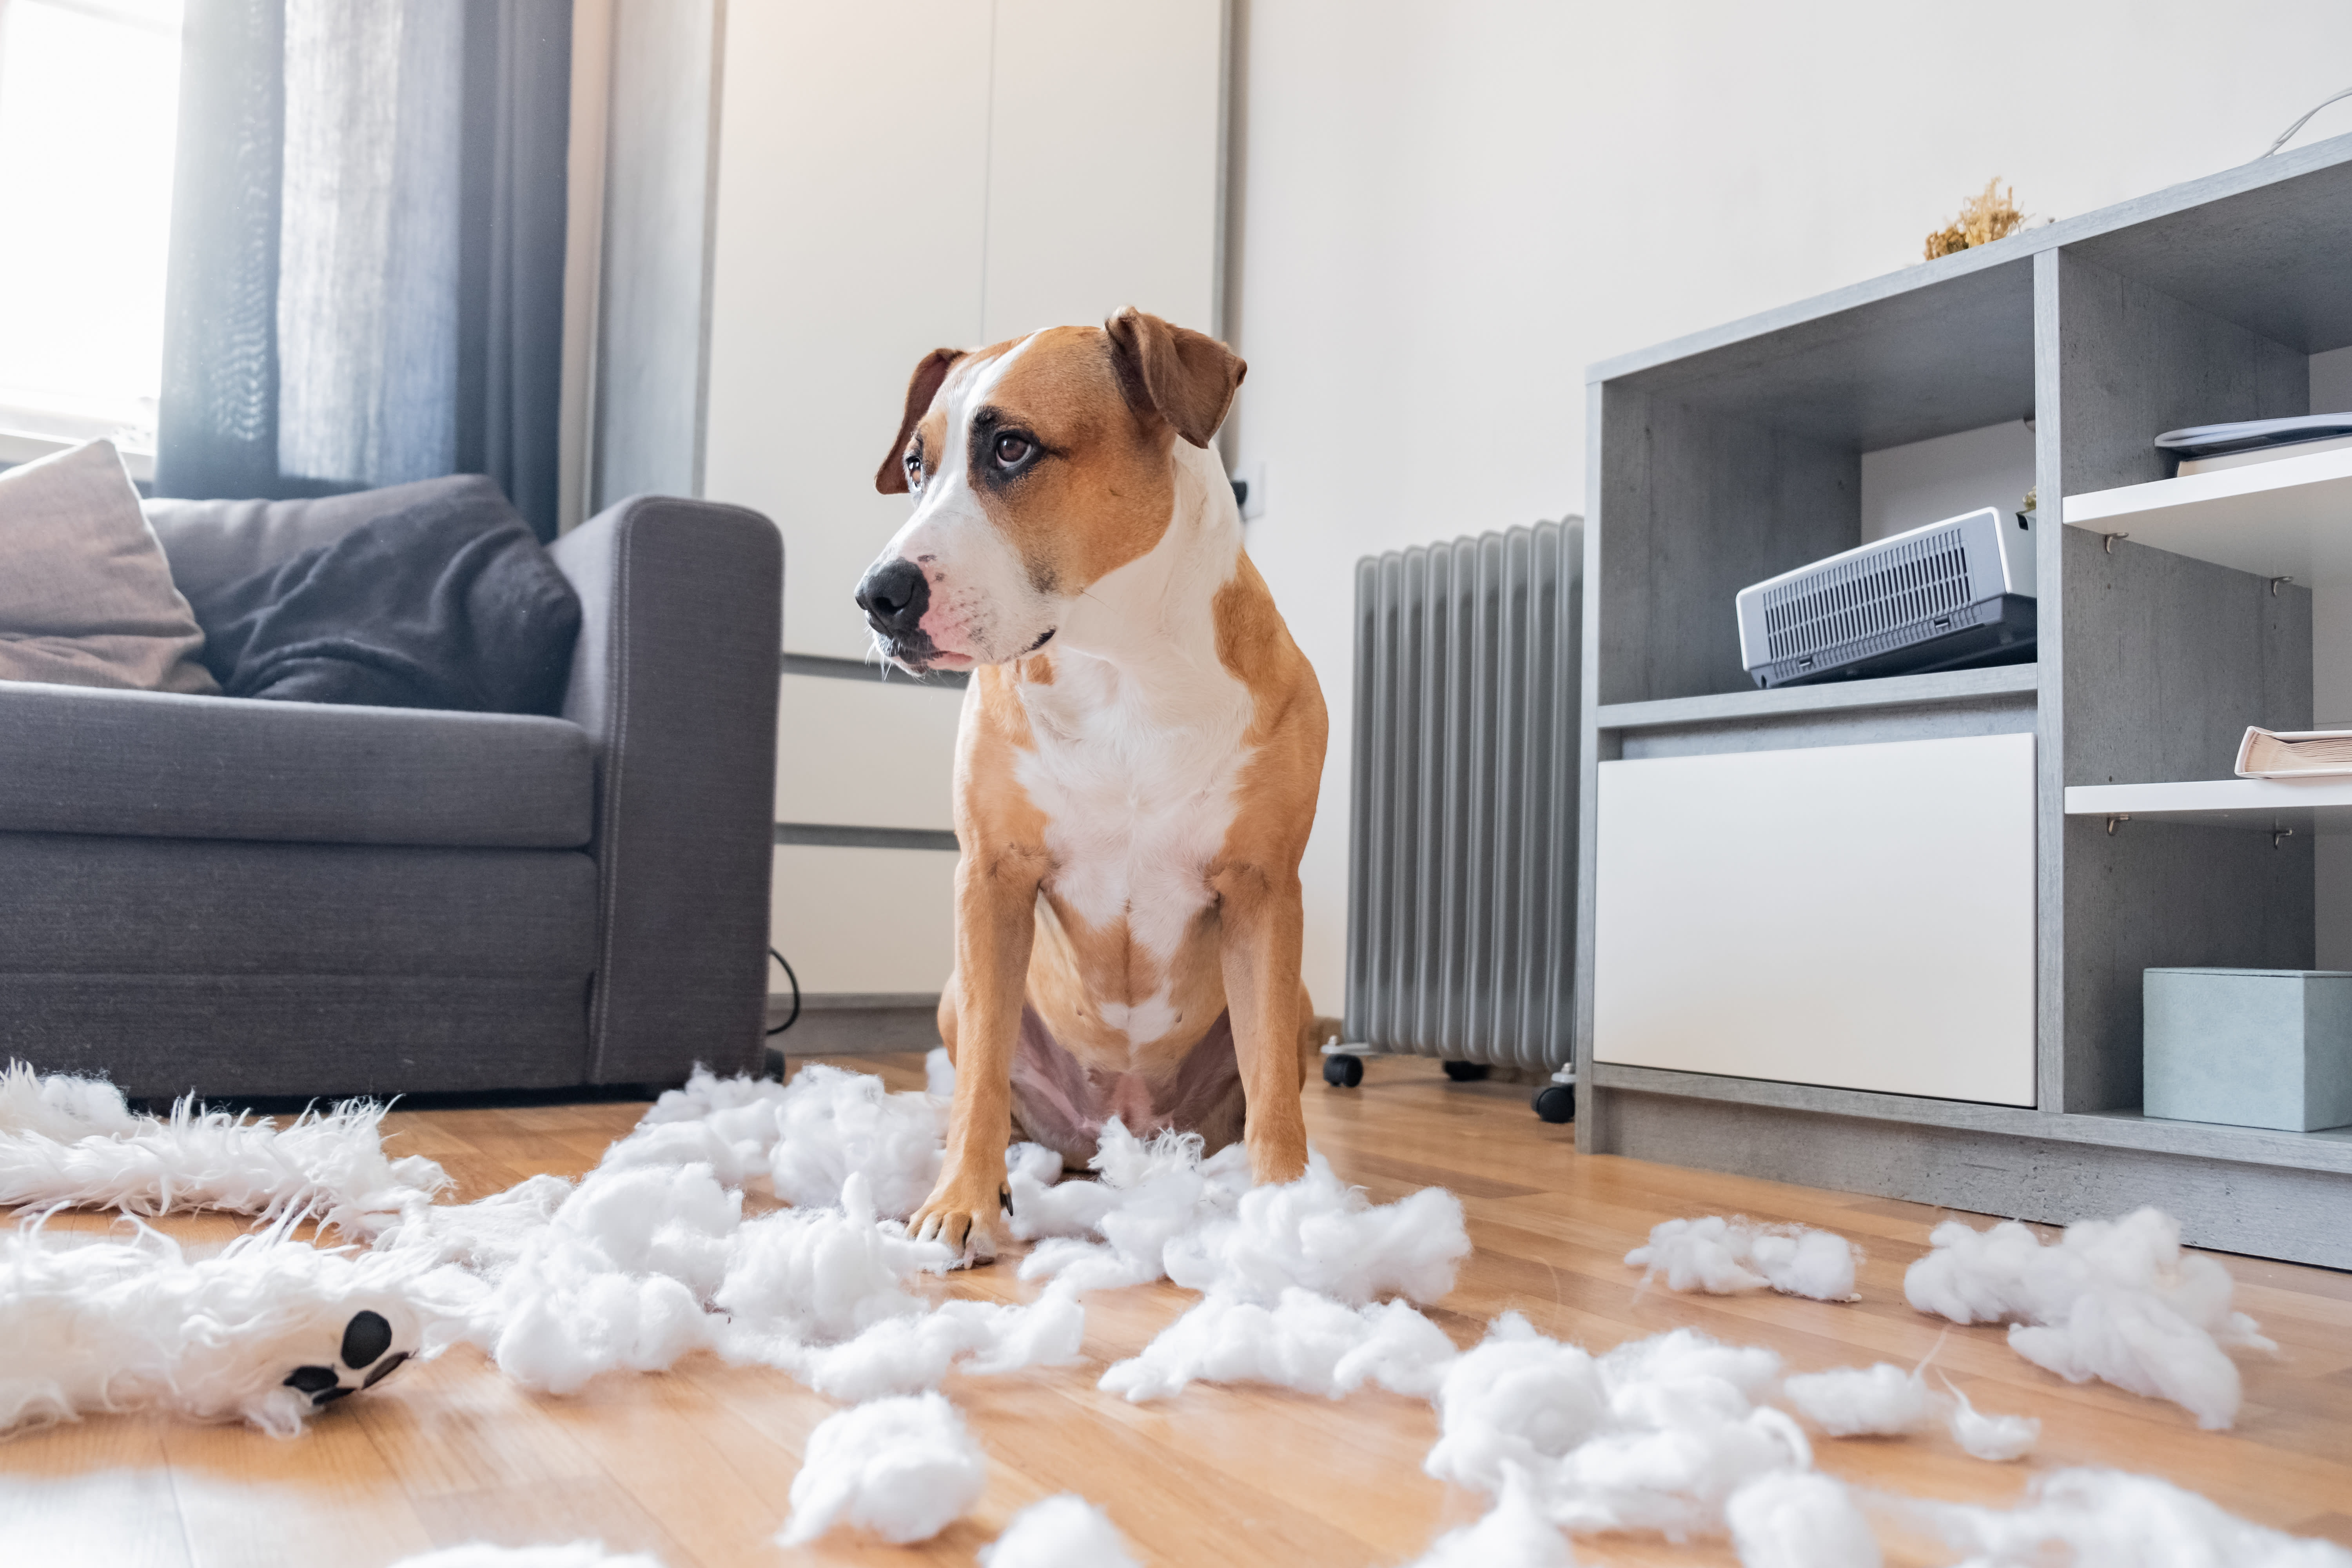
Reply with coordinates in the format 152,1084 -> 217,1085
1575,134 -> 2352,1269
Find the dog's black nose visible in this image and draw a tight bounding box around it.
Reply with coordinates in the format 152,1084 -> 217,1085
857,559 -> 930,637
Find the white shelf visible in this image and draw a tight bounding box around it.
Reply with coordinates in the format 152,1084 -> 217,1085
2065,775 -> 2352,829
2062,445 -> 2352,583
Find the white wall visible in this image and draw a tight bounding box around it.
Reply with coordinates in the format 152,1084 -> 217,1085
704,0 -> 1225,661
1222,0 -> 2352,1004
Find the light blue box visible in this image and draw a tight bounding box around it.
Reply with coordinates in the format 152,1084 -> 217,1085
2144,968 -> 2352,1132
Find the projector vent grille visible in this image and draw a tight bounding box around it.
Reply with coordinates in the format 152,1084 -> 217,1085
1762,527 -> 1972,661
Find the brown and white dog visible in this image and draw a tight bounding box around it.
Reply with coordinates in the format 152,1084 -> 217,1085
856,307 -> 1332,1259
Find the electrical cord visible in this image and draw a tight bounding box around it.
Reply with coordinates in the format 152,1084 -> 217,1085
2262,85 -> 2352,158
766,947 -> 800,1035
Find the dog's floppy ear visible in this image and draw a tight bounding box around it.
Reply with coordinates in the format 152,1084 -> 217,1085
875,347 -> 964,495
1104,306 -> 1246,449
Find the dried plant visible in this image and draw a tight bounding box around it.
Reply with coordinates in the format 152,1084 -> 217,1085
1925,178 -> 2028,260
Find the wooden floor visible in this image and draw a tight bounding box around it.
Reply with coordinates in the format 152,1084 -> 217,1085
5,1054 -> 2350,1567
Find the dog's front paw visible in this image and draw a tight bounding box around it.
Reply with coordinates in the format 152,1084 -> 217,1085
909,1173 -> 1007,1265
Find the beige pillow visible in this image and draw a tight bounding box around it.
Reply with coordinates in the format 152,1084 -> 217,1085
0,440 -> 218,694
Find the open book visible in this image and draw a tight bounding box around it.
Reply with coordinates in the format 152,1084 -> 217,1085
2236,728 -> 2352,779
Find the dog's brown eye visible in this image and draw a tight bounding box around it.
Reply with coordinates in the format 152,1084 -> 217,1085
995,433 -> 1033,467
904,452 -> 922,487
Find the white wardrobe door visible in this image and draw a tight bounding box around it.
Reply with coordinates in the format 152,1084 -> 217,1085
772,844 -> 959,996
982,0 -> 1227,339
1593,732 -> 2036,1106
773,674 -> 965,833
703,0 -> 993,661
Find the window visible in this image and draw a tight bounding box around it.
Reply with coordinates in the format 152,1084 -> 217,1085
0,0 -> 183,479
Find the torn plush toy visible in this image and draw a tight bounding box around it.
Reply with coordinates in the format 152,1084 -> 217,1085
0,1220 -> 451,1438
1902,1207 -> 2274,1429
0,1060 -> 447,1238
775,1391 -> 988,1547
1624,1215 -> 1861,1302
978,1494 -> 1141,1568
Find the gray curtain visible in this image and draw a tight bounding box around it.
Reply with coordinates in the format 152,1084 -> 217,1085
155,0 -> 571,539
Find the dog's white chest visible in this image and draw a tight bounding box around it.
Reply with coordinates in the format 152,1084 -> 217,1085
1015,661 -> 1252,968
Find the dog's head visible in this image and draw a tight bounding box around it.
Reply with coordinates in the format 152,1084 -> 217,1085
856,308 -> 1245,674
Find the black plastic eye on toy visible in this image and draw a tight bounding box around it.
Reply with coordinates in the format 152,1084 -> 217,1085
283,1310 -> 410,1409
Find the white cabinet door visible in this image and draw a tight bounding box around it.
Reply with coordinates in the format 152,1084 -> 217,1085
1594,732 -> 2036,1105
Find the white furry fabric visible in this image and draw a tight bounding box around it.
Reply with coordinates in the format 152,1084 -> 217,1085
1929,1469 -> 2352,1566
1726,1472 -> 1881,1568
388,1548 -> 663,1568
775,1392 -> 987,1546
1099,1287 -> 1456,1403
1903,1207 -> 2273,1429
1625,1215 -> 1861,1302
1423,1317 -> 1810,1541
0,1221 -> 452,1437
979,1495 -> 1140,1568
1781,1362 -> 1935,1437
0,1061 -> 447,1237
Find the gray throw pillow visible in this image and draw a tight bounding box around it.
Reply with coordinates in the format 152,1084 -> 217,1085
0,440 -> 219,694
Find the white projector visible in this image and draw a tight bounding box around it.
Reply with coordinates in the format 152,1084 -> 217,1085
1735,506 -> 2037,689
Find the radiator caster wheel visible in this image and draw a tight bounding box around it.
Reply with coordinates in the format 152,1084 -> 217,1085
1442,1060 -> 1491,1082
1323,1054 -> 1365,1088
1532,1084 -> 1575,1123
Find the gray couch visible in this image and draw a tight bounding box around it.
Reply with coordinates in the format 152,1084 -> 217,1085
0,476 -> 781,1100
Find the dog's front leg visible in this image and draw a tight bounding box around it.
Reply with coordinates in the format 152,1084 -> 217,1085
1215,863 -> 1312,1185
911,851 -> 1040,1259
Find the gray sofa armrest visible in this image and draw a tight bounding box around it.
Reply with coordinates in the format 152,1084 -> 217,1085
549,495 -> 781,1085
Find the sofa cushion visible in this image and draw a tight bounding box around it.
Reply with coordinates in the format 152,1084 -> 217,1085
0,834 -> 597,979
0,680 -> 591,848
0,441 -> 220,695
145,473 -> 513,603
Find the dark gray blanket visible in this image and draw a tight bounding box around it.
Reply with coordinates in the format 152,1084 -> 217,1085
185,484 -> 580,714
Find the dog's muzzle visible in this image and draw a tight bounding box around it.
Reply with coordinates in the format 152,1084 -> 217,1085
856,559 -> 937,666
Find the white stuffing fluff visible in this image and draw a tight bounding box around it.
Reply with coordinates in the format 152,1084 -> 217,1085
1942,1376 -> 2038,1461
0,1061 -> 448,1238
1424,1314 -> 1614,1495
765,1063 -> 947,1220
1902,1207 -> 2274,1429
775,1392 -> 988,1547
926,1047 -> 957,1098
1098,1286 -> 1457,1402
978,1494 -> 1140,1568
1725,1472 -> 1882,1568
1424,1317 -> 1810,1542
1625,1215 -> 1861,1302
1929,1468 -> 2352,1567
1781,1362 -> 1935,1437
1018,1121 -> 1255,1293
0,1221 -> 454,1437
1018,1121 -> 1468,1309
1163,1151 -> 1470,1307
1405,1470 -> 1575,1568
387,1547 -> 663,1568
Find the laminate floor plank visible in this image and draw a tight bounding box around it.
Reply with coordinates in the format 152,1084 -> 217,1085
5,1053 -> 2349,1564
